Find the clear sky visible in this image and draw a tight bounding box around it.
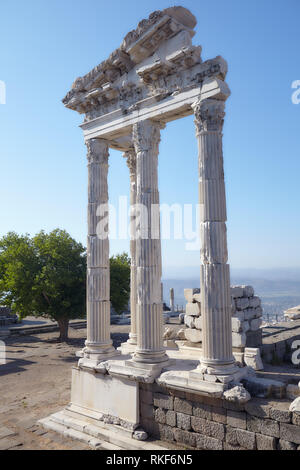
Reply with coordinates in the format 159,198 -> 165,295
0,0 -> 299,278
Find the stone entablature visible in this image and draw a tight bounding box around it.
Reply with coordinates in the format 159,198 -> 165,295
62,7 -> 228,152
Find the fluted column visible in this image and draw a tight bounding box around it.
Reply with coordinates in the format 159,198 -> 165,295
83,138 -> 115,362
193,98 -> 235,375
131,120 -> 168,365
124,149 -> 138,345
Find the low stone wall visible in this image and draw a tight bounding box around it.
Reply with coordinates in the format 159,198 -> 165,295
139,383 -> 300,450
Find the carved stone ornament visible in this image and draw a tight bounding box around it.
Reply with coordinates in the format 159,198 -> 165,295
86,139 -> 109,164
193,99 -> 225,134
132,120 -> 161,154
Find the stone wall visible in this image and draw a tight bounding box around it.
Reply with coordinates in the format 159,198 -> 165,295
139,383 -> 300,450
183,285 -> 263,352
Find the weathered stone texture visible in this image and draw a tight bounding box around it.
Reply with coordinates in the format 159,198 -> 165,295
174,397 -> 192,415
153,393 -> 173,410
191,416 -> 225,440
177,413 -> 191,431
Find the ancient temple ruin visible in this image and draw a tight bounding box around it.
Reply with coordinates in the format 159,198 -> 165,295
40,7 -> 300,449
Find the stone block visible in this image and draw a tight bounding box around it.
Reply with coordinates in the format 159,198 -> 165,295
232,317 -> 243,333
193,294 -> 201,302
249,296 -> 261,309
154,408 -> 166,424
193,402 -> 212,420
244,308 -> 257,321
254,306 -> 263,318
195,433 -> 223,450
280,423 -> 300,444
256,433 -> 276,450
184,328 -> 202,343
278,439 -> 297,450
235,428 -> 256,450
242,321 -> 250,333
194,316 -> 203,330
173,428 -> 196,447
232,311 -> 245,322
244,347 -> 264,370
177,412 -> 191,430
225,426 -> 238,446
247,415 -> 262,433
230,286 -> 244,298
232,332 -> 246,348
184,315 -> 195,328
269,404 -> 291,423
184,288 -> 200,303
227,410 -> 247,430
165,410 -> 176,427
185,302 -> 201,316
292,413 -> 300,426
211,406 -> 227,424
174,397 -> 193,415
153,393 -> 173,410
235,297 -> 250,311
191,416 -> 225,440
250,318 -> 262,331
242,285 -> 254,297
158,424 -> 175,442
260,418 -> 280,438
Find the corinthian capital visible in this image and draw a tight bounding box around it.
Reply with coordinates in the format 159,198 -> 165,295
192,99 -> 225,134
132,120 -> 162,154
123,149 -> 136,176
86,138 -> 109,164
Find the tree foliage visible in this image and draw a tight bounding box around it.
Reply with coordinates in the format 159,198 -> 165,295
0,229 -> 86,341
110,253 -> 130,315
0,230 -> 131,340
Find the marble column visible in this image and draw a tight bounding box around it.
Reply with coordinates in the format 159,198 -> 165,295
124,149 -> 138,346
131,120 -> 169,366
193,98 -> 236,376
82,138 -> 115,363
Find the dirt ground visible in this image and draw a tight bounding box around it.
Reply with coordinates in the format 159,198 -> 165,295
0,325 -> 131,450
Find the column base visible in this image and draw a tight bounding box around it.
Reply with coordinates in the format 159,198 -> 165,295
77,343 -> 120,368
189,361 -> 248,385
128,350 -> 174,372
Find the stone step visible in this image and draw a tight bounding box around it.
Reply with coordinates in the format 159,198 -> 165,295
38,416 -> 123,450
39,411 -> 169,450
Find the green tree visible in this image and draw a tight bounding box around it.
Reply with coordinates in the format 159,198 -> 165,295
0,229 -> 86,341
110,253 -> 130,314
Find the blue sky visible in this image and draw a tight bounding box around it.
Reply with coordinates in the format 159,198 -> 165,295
0,0 -> 299,278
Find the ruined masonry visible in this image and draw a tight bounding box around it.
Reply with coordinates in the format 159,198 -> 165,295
39,7 -> 300,450
181,285 -> 263,369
